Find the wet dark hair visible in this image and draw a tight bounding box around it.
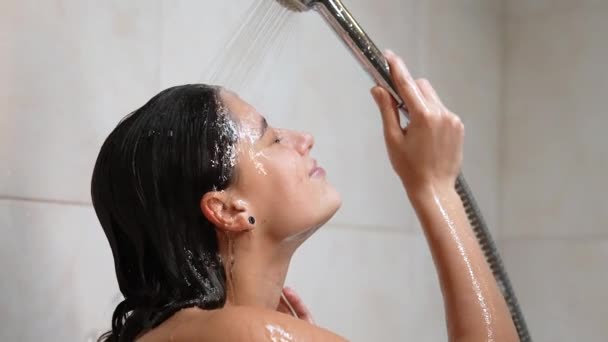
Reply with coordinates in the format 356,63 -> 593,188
92,84 -> 238,342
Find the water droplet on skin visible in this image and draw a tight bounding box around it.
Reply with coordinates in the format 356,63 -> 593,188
266,324 -> 294,342
433,195 -> 495,341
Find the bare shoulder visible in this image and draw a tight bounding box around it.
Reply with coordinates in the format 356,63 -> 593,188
143,306 -> 348,342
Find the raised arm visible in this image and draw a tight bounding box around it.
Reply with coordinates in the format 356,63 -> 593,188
371,50 -> 518,341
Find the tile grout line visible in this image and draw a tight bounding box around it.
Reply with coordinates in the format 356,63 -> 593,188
6,197 -> 603,241
496,0 -> 508,243
0,196 -> 420,235
500,234 -> 608,243
328,222 -> 422,235
331,223 -> 608,241
417,0 -> 428,75
0,195 -> 422,235
0,194 -> 92,207
157,0 -> 164,90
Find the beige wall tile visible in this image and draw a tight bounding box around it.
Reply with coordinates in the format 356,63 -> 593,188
501,238 -> 608,341
287,225 -> 446,341
0,0 -> 162,203
0,201 -> 119,341
502,4 -> 608,238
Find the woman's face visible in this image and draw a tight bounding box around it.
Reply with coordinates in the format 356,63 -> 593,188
220,90 -> 342,242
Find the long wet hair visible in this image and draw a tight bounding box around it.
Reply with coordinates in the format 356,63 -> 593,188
92,84 -> 238,342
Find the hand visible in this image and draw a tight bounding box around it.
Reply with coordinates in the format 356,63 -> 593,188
276,287 -> 315,324
371,50 -> 464,193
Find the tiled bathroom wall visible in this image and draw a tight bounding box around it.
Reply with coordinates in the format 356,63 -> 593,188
501,0 -> 608,340
1,1 -> 161,340
1,0 -> 503,340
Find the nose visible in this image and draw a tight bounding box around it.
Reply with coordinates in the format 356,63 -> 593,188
295,131 -> 314,156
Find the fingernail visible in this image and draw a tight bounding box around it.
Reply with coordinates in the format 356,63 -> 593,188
384,49 -> 395,57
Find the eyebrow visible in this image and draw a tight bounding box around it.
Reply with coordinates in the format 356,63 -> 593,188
259,117 -> 268,139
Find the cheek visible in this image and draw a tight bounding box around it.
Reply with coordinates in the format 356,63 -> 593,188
262,152 -> 308,201
275,151 -> 306,185
242,148 -> 335,231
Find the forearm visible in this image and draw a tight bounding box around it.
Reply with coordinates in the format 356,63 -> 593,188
408,184 -> 517,341
372,51 -> 518,340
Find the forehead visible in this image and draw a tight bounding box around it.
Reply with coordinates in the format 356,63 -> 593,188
220,89 -> 262,126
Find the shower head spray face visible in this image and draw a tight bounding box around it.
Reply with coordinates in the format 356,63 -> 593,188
275,0 -> 315,12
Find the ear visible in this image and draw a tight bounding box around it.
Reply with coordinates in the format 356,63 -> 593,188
200,191 -> 253,233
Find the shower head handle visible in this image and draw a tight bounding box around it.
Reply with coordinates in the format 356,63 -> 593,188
317,0 -> 405,110
277,0 -> 407,117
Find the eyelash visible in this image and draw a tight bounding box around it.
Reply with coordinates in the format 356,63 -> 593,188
273,137 -> 282,144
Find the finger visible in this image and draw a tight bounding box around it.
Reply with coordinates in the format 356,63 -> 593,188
278,293 -> 296,316
277,295 -> 292,314
384,50 -> 429,121
415,79 -> 434,105
416,78 -> 447,112
282,287 -> 315,324
282,288 -> 309,319
371,86 -> 401,139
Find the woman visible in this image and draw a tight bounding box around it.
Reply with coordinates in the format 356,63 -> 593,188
92,51 -> 518,341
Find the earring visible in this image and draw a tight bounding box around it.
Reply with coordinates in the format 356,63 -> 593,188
248,216 -> 256,225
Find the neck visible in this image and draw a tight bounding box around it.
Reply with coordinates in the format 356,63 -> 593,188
219,231 -> 300,311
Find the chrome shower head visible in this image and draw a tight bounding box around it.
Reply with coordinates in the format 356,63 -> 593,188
276,0 -> 406,113
275,0 -> 316,12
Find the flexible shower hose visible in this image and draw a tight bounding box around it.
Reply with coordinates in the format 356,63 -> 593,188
455,175 -> 531,341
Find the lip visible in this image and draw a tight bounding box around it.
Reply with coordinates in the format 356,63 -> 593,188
310,167 -> 326,178
309,159 -> 326,178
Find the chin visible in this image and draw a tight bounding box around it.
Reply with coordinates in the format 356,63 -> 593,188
283,187 -> 342,244
299,197 -> 342,242
330,191 -> 343,214
319,188 -> 342,225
